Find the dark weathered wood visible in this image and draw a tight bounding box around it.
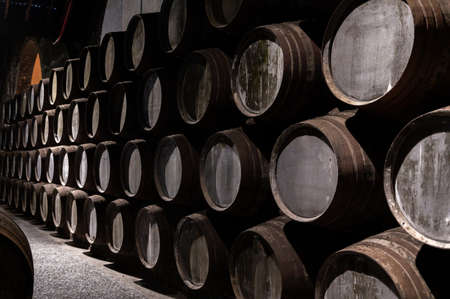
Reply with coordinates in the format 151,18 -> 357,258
384,106 -> 450,249
0,210 -> 34,299
13,180 -> 25,211
200,128 -> 270,216
14,122 -> 23,150
53,104 -> 71,145
79,46 -> 104,93
109,81 -> 140,138
120,139 -> 156,199
68,98 -> 89,144
86,91 -> 110,141
41,109 -> 57,146
232,22 -> 327,123
66,189 -> 90,247
17,151 -> 26,180
322,0 -> 450,120
49,67 -> 65,106
25,150 -> 36,182
94,141 -> 123,196
178,48 -> 240,129
74,143 -> 97,192
99,32 -> 130,85
125,13 -> 163,73
63,59 -> 82,100
316,228 -> 434,298
154,134 -> 201,206
30,182 -> 46,219
21,182 -> 33,215
21,119 -> 32,149
38,183 -> 58,228
19,92 -> 28,119
30,114 -> 43,148
51,186 -> 74,238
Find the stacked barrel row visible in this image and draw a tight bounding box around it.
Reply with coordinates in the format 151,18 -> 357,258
0,0 -> 450,298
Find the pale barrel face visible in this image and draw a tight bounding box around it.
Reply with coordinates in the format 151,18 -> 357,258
48,153 -> 54,182
98,150 -> 111,192
32,120 -> 38,145
138,217 -> 160,268
112,212 -> 124,251
62,153 -> 69,185
178,221 -> 209,288
275,135 -> 338,219
36,155 -> 42,180
88,203 -> 97,242
157,140 -> 182,199
39,82 -> 45,109
204,143 -> 241,209
51,72 -> 58,104
56,111 -> 64,142
328,0 -> 414,102
54,194 -> 61,227
70,200 -> 77,233
65,63 -> 73,97
119,94 -> 127,133
31,192 -> 37,215
41,192 -> 48,221
237,40 -> 284,115
395,132 -> 450,242
71,105 -> 79,140
127,148 -> 142,196
91,99 -> 100,136
105,37 -> 115,80
79,150 -> 88,187
83,51 -> 91,89
43,116 -> 49,144
132,19 -> 146,68
143,74 -> 162,129
168,0 -> 187,50
234,237 -> 282,299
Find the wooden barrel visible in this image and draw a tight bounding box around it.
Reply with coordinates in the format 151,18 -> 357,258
137,67 -> 180,135
1,178 -> 11,205
5,152 -> 12,178
269,113 -> 393,230
231,22 -> 325,123
16,151 -> 26,180
82,194 -> 110,254
120,139 -> 156,199
51,186 -> 75,238
66,189 -> 89,246
54,104 -> 71,144
57,145 -> 79,187
19,92 -> 28,119
38,183 -> 58,228
99,32 -> 129,85
135,205 -> 183,287
13,179 -> 25,211
199,128 -> 270,216
21,182 -> 33,215
30,182 -> 46,219
63,58 -> 82,100
86,90 -> 110,141
177,48 -> 238,129
68,98 -> 89,143
322,0 -> 450,120
33,148 -> 48,182
4,100 -> 11,124
159,0 -> 208,55
384,106 -> 450,249
174,212 -> 231,296
21,119 -> 32,149
7,124 -> 14,151
45,146 -> 67,184
30,114 -> 43,148
10,95 -> 19,122
41,109 -> 56,146
14,122 -> 23,150
27,84 -> 38,116
74,143 -> 96,192
37,78 -> 52,112
316,228 -> 434,298
125,13 -> 163,73
25,150 -> 36,182
105,198 -> 138,259
154,134 -> 201,206
94,141 -> 123,195
110,81 -> 140,138
49,67 -> 65,106
10,151 -> 18,178
1,125 -> 10,150
229,217 -> 314,298
7,179 -> 19,207
0,210 -> 34,299
79,46 -> 103,93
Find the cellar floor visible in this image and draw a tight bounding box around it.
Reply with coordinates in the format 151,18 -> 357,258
0,207 -> 184,299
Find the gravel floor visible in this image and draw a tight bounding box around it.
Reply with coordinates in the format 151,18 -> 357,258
0,207 -> 184,299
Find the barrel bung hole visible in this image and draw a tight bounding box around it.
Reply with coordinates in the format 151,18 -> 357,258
136,213 -> 160,268
394,132 -> 450,242
204,143 -> 241,209
143,73 -> 162,129
237,40 -> 283,115
168,0 -> 187,51
180,56 -> 211,123
111,212 -> 124,252
275,135 -> 338,219
326,0 -> 414,102
132,18 -> 145,69
104,36 -> 115,81
177,219 -> 209,288
156,139 -> 182,200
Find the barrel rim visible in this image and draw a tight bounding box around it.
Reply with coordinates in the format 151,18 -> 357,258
204,0 -> 244,29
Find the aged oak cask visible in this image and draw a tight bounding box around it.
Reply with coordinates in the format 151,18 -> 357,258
316,228 -> 435,298
154,134 -> 201,206
99,32 -> 129,85
58,145 -> 79,187
82,194 -> 110,255
30,182 -> 46,219
74,143 -> 97,192
231,22 -> 326,123
79,46 -> 103,93
86,91 -> 110,141
38,183 -> 58,228
384,106 -> 450,249
66,189 -> 90,247
25,150 -> 36,182
45,146 -> 65,184
63,58 -> 82,100
109,81 -> 140,138
322,0 -> 450,120
21,119 -> 32,149
13,179 -> 25,211
51,186 -> 75,238
120,139 -> 156,199
14,122 -> 22,150
68,98 -> 89,144
125,13 -> 163,73
94,141 -> 123,196
0,210 -> 34,299
27,84 -> 38,116
41,109 -> 57,146
30,114 -> 43,148
37,78 -> 52,112
19,92 -> 28,119
178,48 -> 240,129
33,148 -> 48,182
49,67 -> 65,106
200,128 -> 270,216
21,181 -> 33,215
53,104 -> 71,145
